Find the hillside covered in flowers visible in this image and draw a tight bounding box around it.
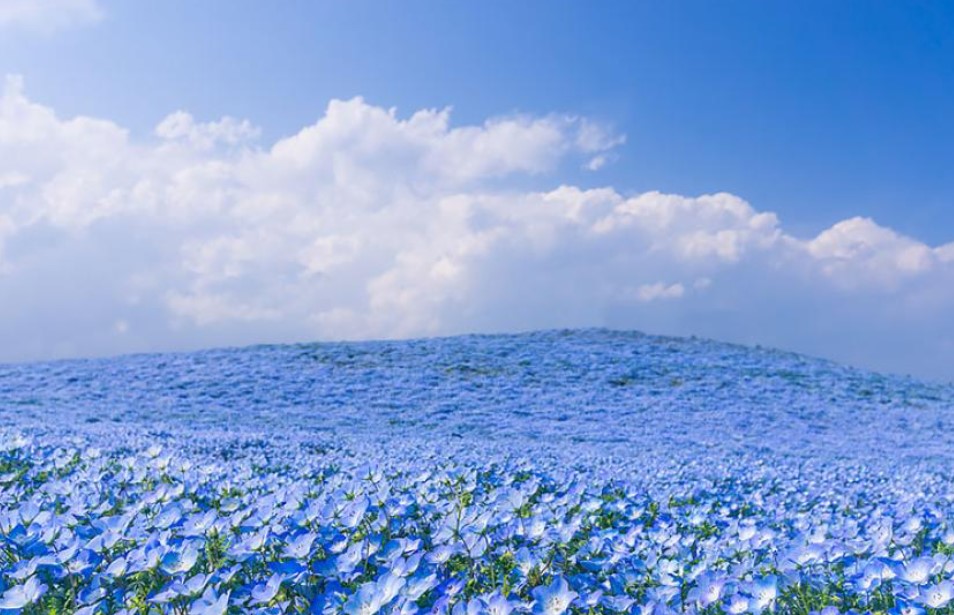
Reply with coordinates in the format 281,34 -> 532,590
1,329 -> 953,615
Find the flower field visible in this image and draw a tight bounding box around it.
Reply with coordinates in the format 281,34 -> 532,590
1,330 -> 953,615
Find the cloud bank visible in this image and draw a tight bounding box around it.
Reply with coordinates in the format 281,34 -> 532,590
1,75 -> 952,379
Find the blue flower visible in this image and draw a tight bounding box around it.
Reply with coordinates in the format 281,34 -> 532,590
191,588 -> 230,615
749,576 -> 778,612
283,531 -> 318,559
900,557 -> 934,586
531,577 -> 578,615
688,574 -> 727,608
342,581 -> 384,615
160,543 -> 200,575
481,590 -> 517,615
250,573 -> 285,605
918,581 -> 954,609
404,571 -> 439,601
0,575 -> 48,610
889,600 -> 926,615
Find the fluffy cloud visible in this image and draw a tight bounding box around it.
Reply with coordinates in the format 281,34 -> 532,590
1,75 -> 952,379
0,0 -> 102,32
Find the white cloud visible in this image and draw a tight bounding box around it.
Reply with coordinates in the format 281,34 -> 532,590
0,171 -> 30,188
155,111 -> 260,151
0,76 -> 952,379
0,0 -> 102,32
806,217 -> 939,289
634,282 -> 685,303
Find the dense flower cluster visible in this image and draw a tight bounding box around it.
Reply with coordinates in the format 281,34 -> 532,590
1,330 -> 952,615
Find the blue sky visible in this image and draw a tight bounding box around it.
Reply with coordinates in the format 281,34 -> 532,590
6,1 -> 953,241
0,1 -> 952,380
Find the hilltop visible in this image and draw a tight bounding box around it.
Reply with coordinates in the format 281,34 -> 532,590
1,329 -> 951,464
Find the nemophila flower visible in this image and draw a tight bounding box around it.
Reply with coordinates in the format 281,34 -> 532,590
182,510 -> 218,536
633,601 -> 660,615
327,532 -> 351,554
379,539 -> 408,562
858,557 -> 898,589
377,571 -> 407,605
726,593 -> 751,615
250,573 -> 285,605
451,598 -> 482,615
918,581 -> 954,609
522,517 -> 547,541
63,549 -> 101,576
106,556 -> 128,577
283,531 -> 318,559
900,557 -> 935,585
463,531 -> 489,558
579,556 -> 609,572
270,559 -> 308,579
427,544 -> 457,565
481,590 -> 517,615
405,571 -> 439,601
890,600 -> 926,615
514,547 -> 535,576
339,497 -> 370,529
401,537 -> 423,554
0,575 -> 48,609
942,528 -> 954,546
154,504 -> 184,529
231,528 -> 270,560
77,579 -> 107,606
657,559 -> 682,587
71,599 -> 104,615
900,517 -> 923,535
8,556 -> 47,581
393,597 -> 420,615
335,541 -> 367,576
181,573 -> 211,597
442,578 -> 467,598
749,576 -> 778,612
602,594 -> 634,612
214,565 -> 242,586
161,543 -> 200,575
784,544 -> 825,568
18,501 -> 42,525
689,573 -> 727,608
431,594 -> 453,615
342,581 -> 385,615
191,587 -> 230,615
648,583 -> 680,605
126,544 -> 162,573
531,577 -> 578,615
870,522 -> 894,548
150,580 -> 187,604
390,552 -> 422,577
737,521 -> 758,541
86,526 -> 124,552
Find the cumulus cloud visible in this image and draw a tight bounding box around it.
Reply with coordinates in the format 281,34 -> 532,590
155,112 -> 260,151
0,0 -> 102,32
0,75 -> 952,379
806,217 -> 941,289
